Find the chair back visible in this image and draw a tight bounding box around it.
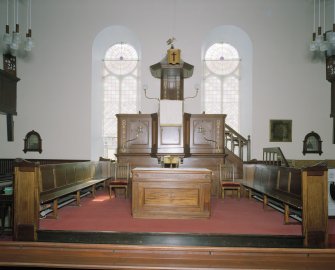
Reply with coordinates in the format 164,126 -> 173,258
113,163 -> 130,182
219,164 -> 235,183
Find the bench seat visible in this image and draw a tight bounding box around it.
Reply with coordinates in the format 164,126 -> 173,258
242,163 -> 302,224
266,190 -> 302,209
40,178 -> 107,204
38,161 -> 111,218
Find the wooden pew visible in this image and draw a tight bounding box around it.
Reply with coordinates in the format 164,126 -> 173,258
13,160 -> 112,241
242,163 -> 328,247
39,162 -> 111,218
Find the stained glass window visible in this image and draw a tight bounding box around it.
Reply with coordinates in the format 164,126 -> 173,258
103,43 -> 139,158
203,43 -> 240,131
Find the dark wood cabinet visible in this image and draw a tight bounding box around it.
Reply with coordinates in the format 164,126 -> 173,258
0,69 -> 20,141
0,69 -> 19,115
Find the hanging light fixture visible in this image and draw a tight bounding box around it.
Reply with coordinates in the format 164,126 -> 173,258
310,0 -> 335,56
325,0 -> 335,56
10,0 -> 21,52
2,0 -> 34,55
3,0 -> 11,47
24,0 -> 34,51
320,0 -> 328,52
310,0 -> 325,52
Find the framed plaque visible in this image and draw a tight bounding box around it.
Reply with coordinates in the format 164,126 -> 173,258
302,131 -> 322,155
23,130 -> 42,153
269,120 -> 292,142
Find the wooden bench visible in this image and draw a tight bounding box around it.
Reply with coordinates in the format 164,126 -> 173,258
38,161 -> 111,218
243,164 -> 302,224
242,162 -> 328,247
13,160 -> 112,240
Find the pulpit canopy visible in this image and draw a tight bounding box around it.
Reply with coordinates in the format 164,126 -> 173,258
150,56 -> 194,79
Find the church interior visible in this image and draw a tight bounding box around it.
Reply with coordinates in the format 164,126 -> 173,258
1,0 -> 335,269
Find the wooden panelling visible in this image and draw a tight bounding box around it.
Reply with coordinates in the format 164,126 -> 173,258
186,113 -> 226,155
1,241 -> 335,269
13,165 -> 40,241
116,113 -> 156,154
302,168 -> 328,247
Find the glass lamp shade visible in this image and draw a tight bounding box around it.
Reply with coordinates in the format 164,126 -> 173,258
310,41 -> 318,51
24,36 -> 34,51
315,35 -> 324,44
320,42 -> 329,52
10,32 -> 21,50
327,32 -> 335,44
3,32 -> 11,45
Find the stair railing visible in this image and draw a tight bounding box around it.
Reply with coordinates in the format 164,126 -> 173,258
263,147 -> 289,167
224,124 -> 251,161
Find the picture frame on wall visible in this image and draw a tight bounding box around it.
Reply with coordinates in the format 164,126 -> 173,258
302,131 -> 322,155
269,120 -> 292,142
23,130 -> 42,153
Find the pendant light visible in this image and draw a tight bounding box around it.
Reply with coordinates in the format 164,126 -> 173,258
2,0 -> 11,47
10,0 -> 21,52
24,0 -> 34,51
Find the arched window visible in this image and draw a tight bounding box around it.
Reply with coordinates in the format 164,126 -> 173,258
102,42 -> 139,158
203,43 -> 240,131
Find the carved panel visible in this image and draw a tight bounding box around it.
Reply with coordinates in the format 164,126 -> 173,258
188,114 -> 226,154
116,114 -> 156,154
128,120 -> 149,145
193,120 -> 215,145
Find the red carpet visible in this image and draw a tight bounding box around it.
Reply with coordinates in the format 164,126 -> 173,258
40,189 -> 304,235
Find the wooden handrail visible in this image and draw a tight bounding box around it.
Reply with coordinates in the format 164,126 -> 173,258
224,124 -> 251,161
263,147 -> 289,167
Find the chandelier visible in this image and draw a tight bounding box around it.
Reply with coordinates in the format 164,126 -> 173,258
310,0 -> 335,56
2,0 -> 34,56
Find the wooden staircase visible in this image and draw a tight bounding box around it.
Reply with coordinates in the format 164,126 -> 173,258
224,124 -> 250,178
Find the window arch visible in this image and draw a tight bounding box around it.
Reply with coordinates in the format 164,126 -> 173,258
91,26 -> 141,160
203,43 -> 240,131
202,25 -> 252,140
103,43 -> 139,158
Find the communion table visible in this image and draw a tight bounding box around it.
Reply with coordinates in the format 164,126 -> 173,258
131,167 -> 212,219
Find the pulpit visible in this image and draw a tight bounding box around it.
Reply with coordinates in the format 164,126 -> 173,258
116,43 -> 227,195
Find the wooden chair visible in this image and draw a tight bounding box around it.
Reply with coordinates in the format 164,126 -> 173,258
219,164 -> 241,199
109,163 -> 130,198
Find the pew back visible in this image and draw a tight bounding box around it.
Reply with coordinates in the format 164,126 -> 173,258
39,161 -> 111,203
14,161 -> 112,240
242,162 -> 328,247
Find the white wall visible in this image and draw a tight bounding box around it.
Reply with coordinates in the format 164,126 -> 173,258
0,0 -> 334,161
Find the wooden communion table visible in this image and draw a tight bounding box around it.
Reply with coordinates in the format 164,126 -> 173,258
131,167 -> 212,219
